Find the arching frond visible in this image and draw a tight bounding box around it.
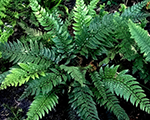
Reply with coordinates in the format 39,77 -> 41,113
121,1 -> 150,22
93,87 -> 129,120
29,0 -> 74,57
0,63 -> 46,90
69,82 -> 100,120
90,71 -> 107,99
0,40 -> 55,65
29,0 -> 76,65
87,0 -> 99,17
19,72 -> 62,100
128,19 -> 150,62
26,91 -> 58,120
73,0 -> 92,37
100,65 -> 150,113
60,65 -> 86,86
76,14 -> 118,59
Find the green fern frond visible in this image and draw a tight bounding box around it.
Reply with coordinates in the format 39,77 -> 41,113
69,82 -> 100,120
0,40 -> 56,65
113,10 -> 146,61
121,1 -> 149,22
73,0 -> 92,37
29,0 -> 76,64
76,14 -> 118,59
26,91 -> 58,120
0,63 -> 46,90
128,19 -> 150,61
29,0 -> 57,32
100,65 -> 150,113
19,72 -> 62,100
93,87 -> 129,120
19,67 -> 64,100
0,71 -> 10,83
29,0 -> 73,55
87,0 -> 99,17
90,71 -> 107,99
60,65 -> 87,86
114,16 -> 137,61
67,104 -> 81,120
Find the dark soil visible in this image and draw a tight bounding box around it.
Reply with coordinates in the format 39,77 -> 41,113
1,0 -> 150,120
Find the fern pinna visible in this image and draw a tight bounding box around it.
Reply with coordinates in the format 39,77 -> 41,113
1,0 -> 150,120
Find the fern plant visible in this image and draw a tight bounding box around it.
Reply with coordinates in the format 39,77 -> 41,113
1,0 -> 150,120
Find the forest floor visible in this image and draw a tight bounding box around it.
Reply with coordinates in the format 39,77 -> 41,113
1,0 -> 150,120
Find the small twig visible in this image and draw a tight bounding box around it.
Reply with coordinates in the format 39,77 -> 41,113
14,97 -> 21,106
125,0 -> 128,5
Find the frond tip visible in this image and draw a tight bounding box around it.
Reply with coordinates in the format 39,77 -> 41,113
94,87 -> 129,120
26,91 -> 58,120
128,19 -> 150,62
69,82 -> 100,120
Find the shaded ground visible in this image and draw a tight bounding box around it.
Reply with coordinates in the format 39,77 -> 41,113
1,0 -> 150,120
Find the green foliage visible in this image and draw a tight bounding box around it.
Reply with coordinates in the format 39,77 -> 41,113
0,40 -> 55,65
1,0 -> 150,120
94,87 -> 129,120
0,0 -> 15,43
129,19 -> 150,61
121,0 -> 149,22
69,82 -> 100,120
99,65 -> 150,113
0,71 -> 10,84
60,65 -> 87,86
19,71 -> 62,100
27,91 -> 58,120
0,62 -> 46,89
